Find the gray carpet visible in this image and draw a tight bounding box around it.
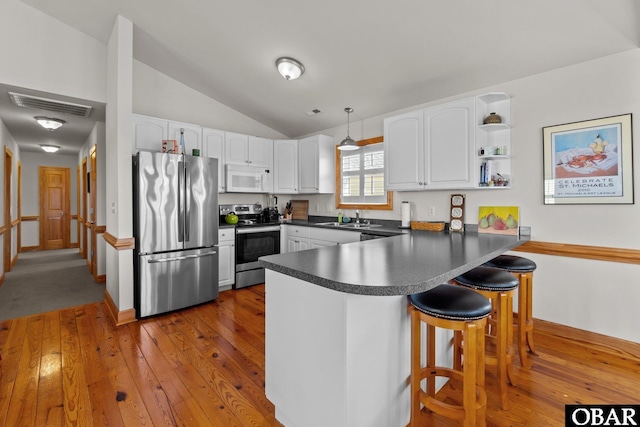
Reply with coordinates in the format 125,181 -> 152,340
0,249 -> 105,321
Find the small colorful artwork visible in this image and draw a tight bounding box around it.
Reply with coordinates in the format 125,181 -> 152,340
162,139 -> 178,153
478,206 -> 519,235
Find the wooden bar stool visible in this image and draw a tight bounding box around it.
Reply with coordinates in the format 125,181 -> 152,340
409,284 -> 491,427
454,266 -> 519,410
484,255 -> 537,368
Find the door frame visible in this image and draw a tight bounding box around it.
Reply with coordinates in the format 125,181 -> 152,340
4,147 -> 12,273
39,166 -> 71,250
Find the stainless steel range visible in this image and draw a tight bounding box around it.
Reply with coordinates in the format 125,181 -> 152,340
220,204 -> 281,289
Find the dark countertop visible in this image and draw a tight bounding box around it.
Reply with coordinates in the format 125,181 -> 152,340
259,230 -> 528,296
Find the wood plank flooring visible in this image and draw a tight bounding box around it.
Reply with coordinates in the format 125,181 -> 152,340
1,284 -> 639,426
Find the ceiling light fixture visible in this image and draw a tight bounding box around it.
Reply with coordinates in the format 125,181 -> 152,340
338,107 -> 359,151
40,144 -> 60,153
35,116 -> 65,131
276,57 -> 305,80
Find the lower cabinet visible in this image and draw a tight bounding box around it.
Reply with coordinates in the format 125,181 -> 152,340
282,225 -> 360,253
218,228 -> 235,288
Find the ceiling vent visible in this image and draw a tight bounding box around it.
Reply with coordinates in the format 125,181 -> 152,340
8,92 -> 92,117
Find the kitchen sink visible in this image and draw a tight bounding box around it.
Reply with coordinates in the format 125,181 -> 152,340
316,222 -> 346,227
342,223 -> 383,229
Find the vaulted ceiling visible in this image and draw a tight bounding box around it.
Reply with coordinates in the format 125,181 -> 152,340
5,0 -> 640,153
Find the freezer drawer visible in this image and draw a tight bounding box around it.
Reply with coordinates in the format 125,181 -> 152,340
137,247 -> 218,318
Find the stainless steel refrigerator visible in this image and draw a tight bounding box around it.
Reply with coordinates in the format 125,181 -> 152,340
133,151 -> 219,318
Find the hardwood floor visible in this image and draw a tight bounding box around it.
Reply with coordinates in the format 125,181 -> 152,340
1,284 -> 639,426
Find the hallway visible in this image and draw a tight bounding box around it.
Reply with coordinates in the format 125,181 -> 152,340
0,249 -> 104,321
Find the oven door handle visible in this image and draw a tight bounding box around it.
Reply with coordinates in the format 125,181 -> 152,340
236,225 -> 282,234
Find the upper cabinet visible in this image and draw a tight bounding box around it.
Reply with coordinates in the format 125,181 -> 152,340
273,139 -> 299,193
202,127 -> 226,193
168,121 -> 202,155
273,135 -> 335,194
132,114 -> 202,156
298,135 -> 335,194
384,94 -> 510,190
225,133 -> 272,168
132,115 -> 168,153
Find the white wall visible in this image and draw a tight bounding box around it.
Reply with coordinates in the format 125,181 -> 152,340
20,151 -> 79,248
297,49 -> 640,343
0,0 -> 106,103
132,60 -> 287,140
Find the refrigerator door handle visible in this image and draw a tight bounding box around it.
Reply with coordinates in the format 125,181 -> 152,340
185,160 -> 191,241
147,251 -> 217,264
178,160 -> 185,242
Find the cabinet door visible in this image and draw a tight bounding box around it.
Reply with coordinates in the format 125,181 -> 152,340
132,115 -> 168,153
202,127 -> 226,192
273,140 -> 299,193
298,137 -> 319,193
218,242 -> 235,287
424,98 -> 474,188
225,132 -> 249,165
248,136 -> 272,168
168,121 -> 201,155
384,111 -> 424,190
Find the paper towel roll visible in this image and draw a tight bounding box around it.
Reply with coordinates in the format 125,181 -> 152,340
401,202 -> 411,228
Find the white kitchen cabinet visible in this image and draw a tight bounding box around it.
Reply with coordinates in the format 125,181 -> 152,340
225,133 -> 272,168
385,98 -> 475,190
298,135 -> 335,193
132,114 -> 168,153
274,135 -> 335,194
309,227 -> 360,248
132,114 -> 202,156
423,97 -> 475,189
281,225 -> 310,253
384,110 -> 424,191
202,127 -> 226,192
273,139 -> 299,193
385,94 -> 510,190
218,228 -> 235,288
168,121 -> 201,155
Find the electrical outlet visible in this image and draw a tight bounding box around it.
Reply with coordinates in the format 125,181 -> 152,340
428,206 -> 435,216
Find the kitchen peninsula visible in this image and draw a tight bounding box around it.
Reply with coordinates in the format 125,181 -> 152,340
259,230 -> 528,427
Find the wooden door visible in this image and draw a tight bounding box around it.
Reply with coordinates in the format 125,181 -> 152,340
4,148 -> 12,272
90,146 -> 97,275
40,167 -> 70,250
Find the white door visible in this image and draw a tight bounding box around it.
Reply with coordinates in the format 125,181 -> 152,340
203,127 -> 226,192
168,121 -> 201,155
273,140 -> 299,193
298,137 -> 319,193
132,115 -> 168,153
384,111 -> 424,190
423,97 -> 475,188
225,132 -> 249,165
248,136 -> 272,168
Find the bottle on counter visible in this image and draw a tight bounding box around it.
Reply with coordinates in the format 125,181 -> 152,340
338,211 -> 343,223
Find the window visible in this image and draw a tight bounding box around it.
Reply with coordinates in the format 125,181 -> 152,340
335,136 -> 393,210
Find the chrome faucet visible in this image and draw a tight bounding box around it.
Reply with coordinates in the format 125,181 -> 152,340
355,208 -> 360,224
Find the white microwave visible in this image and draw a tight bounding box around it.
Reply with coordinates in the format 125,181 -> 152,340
225,164 -> 273,193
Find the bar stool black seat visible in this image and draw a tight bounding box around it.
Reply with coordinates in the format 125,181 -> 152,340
454,266 -> 519,410
484,255 -> 537,368
409,284 -> 491,427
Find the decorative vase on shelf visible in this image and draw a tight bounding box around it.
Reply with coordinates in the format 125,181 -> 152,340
483,112 -> 502,124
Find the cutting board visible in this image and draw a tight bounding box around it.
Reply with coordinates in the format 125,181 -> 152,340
291,200 -> 309,220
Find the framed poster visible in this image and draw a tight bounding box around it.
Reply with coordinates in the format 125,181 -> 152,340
543,114 -> 633,204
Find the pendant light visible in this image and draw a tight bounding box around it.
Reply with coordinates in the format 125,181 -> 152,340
338,107 -> 358,151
